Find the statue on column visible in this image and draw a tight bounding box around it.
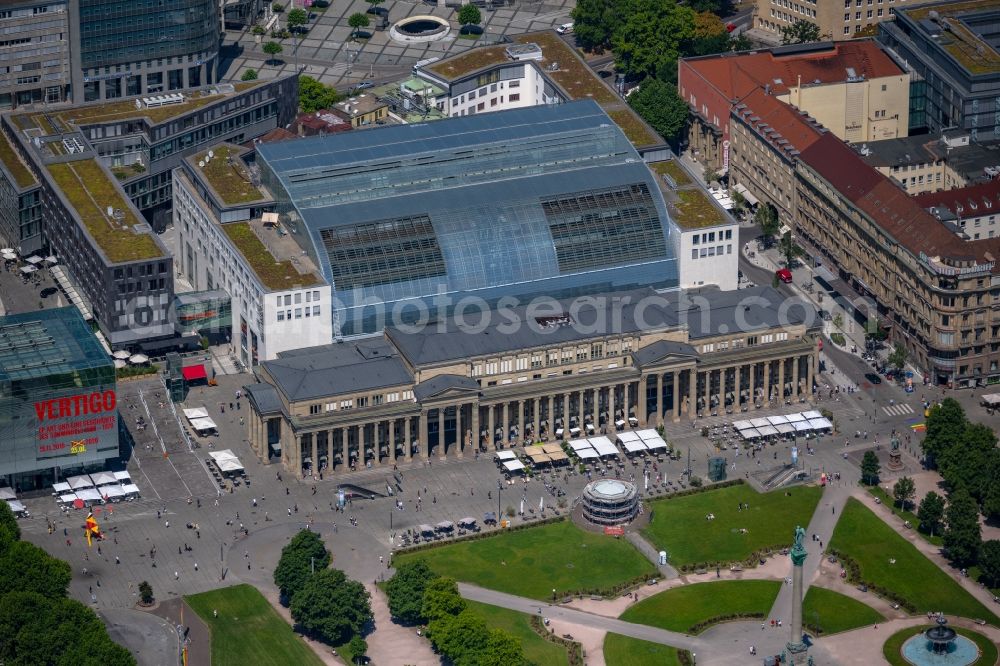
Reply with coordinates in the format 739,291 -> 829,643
887,433 -> 904,471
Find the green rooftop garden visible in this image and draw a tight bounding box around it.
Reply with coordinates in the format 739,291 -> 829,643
906,0 -> 1000,74
197,146 -> 266,206
607,108 -> 658,147
46,160 -> 163,263
428,45 -> 509,79
26,94 -> 224,133
520,32 -> 618,106
0,131 -> 35,188
672,189 -> 726,229
222,222 -> 321,291
650,160 -> 692,186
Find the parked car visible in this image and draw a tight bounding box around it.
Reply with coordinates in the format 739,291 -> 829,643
864,372 -> 882,385
556,22 -> 573,34
775,268 -> 793,284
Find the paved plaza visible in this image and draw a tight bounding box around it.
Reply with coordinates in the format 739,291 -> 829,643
219,0 -> 576,89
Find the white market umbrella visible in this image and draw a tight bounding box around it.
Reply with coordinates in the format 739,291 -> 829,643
19,265 -> 37,274
129,354 -> 149,364
114,359 -> 127,369
43,256 -> 57,265
25,255 -> 42,264
0,488 -> 16,500
113,350 -> 131,360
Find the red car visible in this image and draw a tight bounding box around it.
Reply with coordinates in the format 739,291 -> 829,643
776,268 -> 793,283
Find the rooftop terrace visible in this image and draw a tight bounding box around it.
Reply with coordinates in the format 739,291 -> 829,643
222,221 -> 322,291
194,145 -> 266,206
46,160 -> 163,263
0,130 -> 35,188
424,30 -> 660,148
905,0 -> 1000,74
17,82 -> 264,135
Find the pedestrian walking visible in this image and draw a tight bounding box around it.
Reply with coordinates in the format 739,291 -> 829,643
194,563 -> 198,571
115,556 -> 120,565
174,571 -> 179,580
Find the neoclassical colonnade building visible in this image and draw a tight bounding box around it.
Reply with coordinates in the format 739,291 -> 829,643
245,286 -> 821,477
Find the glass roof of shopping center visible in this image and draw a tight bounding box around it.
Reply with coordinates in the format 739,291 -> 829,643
0,307 -> 112,383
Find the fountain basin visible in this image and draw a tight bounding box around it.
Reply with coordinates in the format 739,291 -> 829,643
900,634 -> 979,666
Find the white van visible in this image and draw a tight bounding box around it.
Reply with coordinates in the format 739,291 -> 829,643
556,22 -> 573,34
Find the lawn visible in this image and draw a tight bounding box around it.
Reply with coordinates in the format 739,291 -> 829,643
464,599 -> 569,666
392,519 -> 655,600
828,499 -> 999,626
603,633 -> 685,666
186,584 -> 324,666
882,624 -> 998,666
619,580 -> 781,634
866,486 -> 942,546
801,586 -> 883,635
642,483 -> 824,567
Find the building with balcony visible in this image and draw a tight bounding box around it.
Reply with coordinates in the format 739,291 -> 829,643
245,286 -> 821,476
253,100 -> 681,336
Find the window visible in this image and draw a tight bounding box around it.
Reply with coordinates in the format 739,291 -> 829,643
357,397 -> 368,408
284,295 -> 291,306
313,306 -> 320,316
309,404 -> 321,415
312,290 -> 320,301
692,249 -> 698,260
294,308 -> 302,319
500,359 -> 513,373
486,361 -> 498,375
294,293 -> 302,304
277,311 -> 285,321
509,93 -> 520,102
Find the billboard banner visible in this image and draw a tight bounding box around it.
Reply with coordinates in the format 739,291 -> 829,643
34,389 -> 118,460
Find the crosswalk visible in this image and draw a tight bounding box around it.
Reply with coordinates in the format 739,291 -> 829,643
882,403 -> 915,417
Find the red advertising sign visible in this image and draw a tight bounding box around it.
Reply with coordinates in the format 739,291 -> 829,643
34,390 -> 117,458
604,526 -> 624,536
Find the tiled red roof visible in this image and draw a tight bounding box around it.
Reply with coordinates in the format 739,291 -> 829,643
800,134 -> 1000,267
685,40 -> 904,100
913,178 -> 1000,217
733,89 -> 824,157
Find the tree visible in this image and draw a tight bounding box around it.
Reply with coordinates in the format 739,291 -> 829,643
0,541 -> 71,599
917,491 -> 946,537
262,41 -> 283,65
937,423 -> 997,503
730,32 -> 753,52
779,230 -> 803,268
138,581 -> 154,605
754,203 -> 780,243
922,398 -> 966,467
348,635 -> 368,665
427,608 -> 490,664
780,19 -> 821,45
571,0 -> 622,51
703,168 -> 721,186
272,1 -> 284,12
290,568 -> 371,645
481,629 -> 528,666
241,69 -> 258,81
984,475 -> 1000,521
627,78 -> 689,145
0,502 -> 19,552
833,313 -> 844,331
458,3 -> 481,26
943,487 -> 982,567
348,12 -> 370,39
888,342 -> 907,375
385,559 -> 434,624
860,450 -> 880,486
421,577 -> 466,623
298,75 -> 341,113
287,7 -> 308,29
892,476 -> 916,511
273,529 -> 331,604
612,0 -> 696,81
687,11 -> 731,57
978,540 -> 1000,588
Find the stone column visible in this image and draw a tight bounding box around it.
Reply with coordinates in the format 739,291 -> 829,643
311,436 -> 318,476
749,363 -> 757,409
608,385 -> 616,431
455,403 -> 464,458
342,428 -> 350,468
792,356 -> 800,399
388,419 -> 397,464
672,372 -> 680,422
546,395 -> 554,439
717,367 -> 726,413
623,383 -> 631,424
419,410 -> 429,459
487,405 -> 496,450
687,369 -> 697,417
437,409 -> 445,458
763,362 -> 772,403
638,376 -> 648,425
356,424 -> 364,467
374,422 -> 383,466
561,393 -> 569,433
703,369 -> 711,414
656,373 -> 664,425
577,390 -> 584,430
472,405 -> 480,452
787,529 -> 809,664
590,388 -> 598,431
807,352 -> 815,398
532,399 -> 540,443
778,358 -> 786,403
404,417 -> 412,461
517,400 -> 524,444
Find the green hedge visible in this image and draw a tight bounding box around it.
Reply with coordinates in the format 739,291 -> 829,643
529,615 -> 584,666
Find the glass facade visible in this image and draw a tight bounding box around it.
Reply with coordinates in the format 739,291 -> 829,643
257,102 -> 680,335
78,0 -> 219,69
0,307 -> 118,490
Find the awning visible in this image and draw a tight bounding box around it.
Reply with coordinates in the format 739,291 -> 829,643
982,393 -> 1000,406
776,423 -> 796,434
182,364 -> 207,381
801,410 -> 823,419
76,488 -> 103,502
183,407 -> 209,420
0,487 -> 15,500
113,350 -> 131,360
495,450 -> 517,461
114,471 -> 132,481
548,451 -> 569,462
90,471 -> 117,486
733,183 -> 760,206
636,429 -> 660,441
808,417 -> 833,430
59,493 -> 78,504
757,425 -> 779,436
190,417 -> 218,432
644,436 -> 669,450
577,448 -> 600,459
25,255 -> 42,264
541,444 -> 563,454
121,484 -> 140,495
5,500 -> 26,514
528,452 -> 552,464
740,427 -> 761,439
623,440 -> 647,453
66,475 -> 94,490
569,439 -> 594,452
129,354 -> 149,365
19,265 -> 37,274
502,460 -> 526,472
52,482 -> 71,493
102,486 -> 126,499
590,437 -> 619,457
458,516 -> 477,526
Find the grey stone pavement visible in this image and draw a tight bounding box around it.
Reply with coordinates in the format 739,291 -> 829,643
219,0 -> 575,89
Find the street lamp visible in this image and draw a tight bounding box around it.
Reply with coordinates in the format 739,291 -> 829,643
497,479 -> 502,524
